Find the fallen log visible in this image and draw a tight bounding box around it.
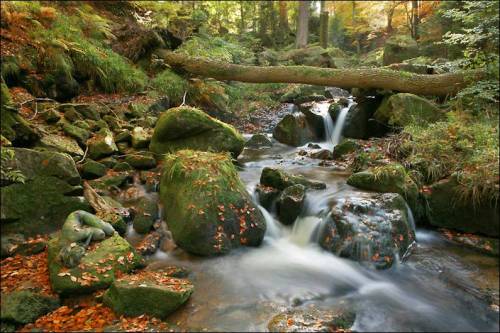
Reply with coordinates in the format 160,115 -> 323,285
159,51 -> 484,96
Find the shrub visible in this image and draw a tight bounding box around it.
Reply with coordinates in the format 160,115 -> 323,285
151,69 -> 189,105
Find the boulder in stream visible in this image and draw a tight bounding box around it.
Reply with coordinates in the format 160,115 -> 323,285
319,193 -> 416,269
277,184 -> 306,225
273,113 -> 318,147
159,150 -> 266,256
260,167 -> 326,191
245,133 -> 273,149
149,106 -> 245,157
103,270 -> 193,318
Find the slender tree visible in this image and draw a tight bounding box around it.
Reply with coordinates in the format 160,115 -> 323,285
352,1 -> 360,54
239,1 -> 246,34
411,0 -> 420,39
278,0 -> 289,32
296,0 -> 311,48
319,1 -> 329,48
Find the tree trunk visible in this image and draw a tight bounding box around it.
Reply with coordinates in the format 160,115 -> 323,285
278,0 -> 289,32
387,6 -> 395,33
296,0 -> 310,48
258,1 -> 268,37
352,1 -> 360,54
159,51 -> 484,96
239,1 -> 246,34
319,1 -> 329,49
411,0 -> 420,40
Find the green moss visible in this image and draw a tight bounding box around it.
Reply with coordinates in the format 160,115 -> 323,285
48,234 -> 144,295
149,106 -> 245,157
347,163 -> 419,214
260,167 -> 326,191
160,150 -> 266,256
151,69 -> 189,106
0,291 -> 59,324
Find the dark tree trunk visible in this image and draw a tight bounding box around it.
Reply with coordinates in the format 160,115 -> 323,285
319,1 -> 329,48
296,0 -> 310,48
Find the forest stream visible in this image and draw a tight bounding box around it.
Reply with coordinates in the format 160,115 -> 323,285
120,101 -> 499,332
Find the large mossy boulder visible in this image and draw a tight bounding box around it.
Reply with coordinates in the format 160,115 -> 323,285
318,193 -> 415,269
373,93 -> 443,128
273,113 -> 318,147
260,167 -> 326,191
3,148 -> 80,185
1,176 -> 91,236
383,35 -> 419,65
48,233 -> 144,295
332,139 -> 360,159
0,291 -> 60,325
159,150 -> 266,256
347,163 -> 420,216
424,176 -> 499,237
150,106 -> 245,157
103,270 -> 193,318
245,133 -> 272,149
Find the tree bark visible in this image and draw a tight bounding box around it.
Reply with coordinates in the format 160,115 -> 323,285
319,1 -> 329,48
296,0 -> 310,48
411,0 -> 420,40
239,1 -> 246,34
159,51 -> 484,97
278,0 -> 289,32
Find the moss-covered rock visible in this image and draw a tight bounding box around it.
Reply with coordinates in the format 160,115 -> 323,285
37,133 -> 84,156
131,127 -> 151,149
383,35 -> 419,65
273,113 -> 317,147
132,196 -> 158,234
277,184 -> 306,225
374,93 -> 443,128
347,163 -> 419,214
1,176 -> 92,236
1,81 -> 40,144
88,172 -> 132,192
0,291 -> 60,324
332,139 -> 360,159
124,152 -> 157,170
87,128 -> 118,160
244,133 -> 272,149
318,193 -> 415,269
103,271 -> 193,318
159,150 -> 266,256
81,160 -> 107,179
255,184 -> 280,210
48,233 -> 144,295
42,109 -> 62,124
150,106 -> 245,157
268,306 -> 355,332
425,176 -> 499,237
260,167 -> 326,191
4,148 -> 80,185
62,122 -> 91,145
113,161 -> 133,171
73,104 -> 101,121
115,130 -> 131,143
280,85 -> 326,103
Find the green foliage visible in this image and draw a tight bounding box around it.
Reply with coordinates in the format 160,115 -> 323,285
440,1 -> 499,114
402,111 -> 499,206
151,69 -> 189,105
0,148 -> 26,185
174,34 -> 251,63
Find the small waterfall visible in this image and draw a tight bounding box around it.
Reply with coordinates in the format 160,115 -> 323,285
313,102 -> 335,144
258,205 -> 282,240
289,216 -> 322,246
331,100 -> 354,146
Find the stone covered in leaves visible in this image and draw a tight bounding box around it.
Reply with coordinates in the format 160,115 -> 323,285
277,184 -> 306,225
0,290 -> 60,324
332,139 -> 360,159
318,193 -> 415,269
132,196 -> 159,234
150,106 -> 245,157
37,133 -> 84,156
273,113 -> 318,147
123,152 -> 157,170
47,233 -> 144,295
103,270 -> 193,318
160,150 -> 266,256
374,93 -> 443,128
260,167 -> 326,191
267,306 -> 355,332
255,184 -> 280,210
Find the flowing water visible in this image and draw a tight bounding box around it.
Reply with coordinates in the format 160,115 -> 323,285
125,106 -> 498,332
311,99 -> 355,149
